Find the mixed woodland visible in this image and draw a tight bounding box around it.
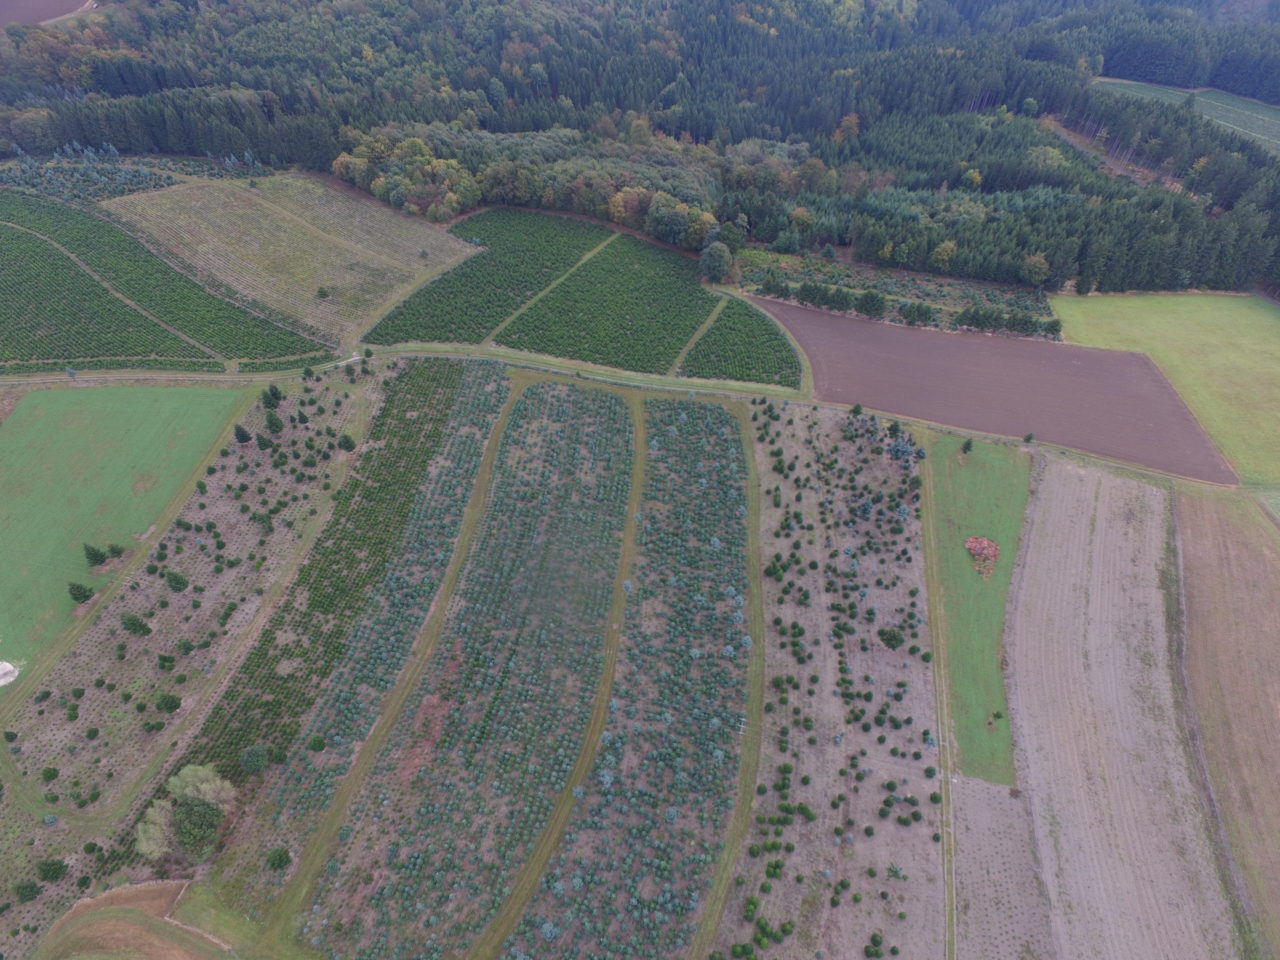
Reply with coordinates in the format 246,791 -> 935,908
2,0 -> 1280,292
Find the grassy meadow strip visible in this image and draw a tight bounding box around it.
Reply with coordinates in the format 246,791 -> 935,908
923,435 -> 1030,784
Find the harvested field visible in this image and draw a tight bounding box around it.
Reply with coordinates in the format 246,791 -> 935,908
1179,487 -> 1280,955
951,776 -> 1054,960
758,297 -> 1236,483
1006,456 -> 1237,960
32,909 -> 230,960
103,175 -> 474,342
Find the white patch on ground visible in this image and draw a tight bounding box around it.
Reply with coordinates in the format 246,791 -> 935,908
0,661 -> 19,686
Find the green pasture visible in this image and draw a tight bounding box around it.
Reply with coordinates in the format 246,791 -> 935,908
1053,292 -> 1280,486
924,435 -> 1030,785
1095,79 -> 1280,155
0,386 -> 244,683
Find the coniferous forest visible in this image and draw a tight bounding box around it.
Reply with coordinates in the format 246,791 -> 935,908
3,0 -> 1280,292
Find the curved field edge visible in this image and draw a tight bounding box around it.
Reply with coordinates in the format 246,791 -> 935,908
920,432 -> 1030,785
676,298 -> 804,389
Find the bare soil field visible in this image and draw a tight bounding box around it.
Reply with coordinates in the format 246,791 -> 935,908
1005,455 -> 1238,959
951,775 -> 1055,960
757,297 -> 1236,484
2,0 -> 88,25
712,402 -> 943,960
1179,487 -> 1280,955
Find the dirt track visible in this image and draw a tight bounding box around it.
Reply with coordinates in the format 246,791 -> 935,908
1005,456 -> 1236,959
758,297 -> 1236,484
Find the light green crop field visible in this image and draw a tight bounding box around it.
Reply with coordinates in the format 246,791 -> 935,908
0,386 -> 244,682
924,434 -> 1030,785
1053,292 -> 1280,486
1095,79 -> 1280,155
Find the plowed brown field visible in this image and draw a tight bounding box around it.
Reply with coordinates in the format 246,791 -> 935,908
757,298 -> 1236,484
2,0 -> 87,24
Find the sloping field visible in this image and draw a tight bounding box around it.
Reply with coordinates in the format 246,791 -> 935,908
1179,487 -> 1280,955
494,234 -> 719,373
760,297 -> 1236,483
1054,292 -> 1280,486
365,209 -> 613,345
103,175 -> 474,342
0,386 -> 243,684
1095,79 -> 1280,155
0,190 -> 317,360
1005,456 -> 1236,960
0,223 -> 207,363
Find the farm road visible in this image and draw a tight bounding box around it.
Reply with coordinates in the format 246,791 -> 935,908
758,297 -> 1237,484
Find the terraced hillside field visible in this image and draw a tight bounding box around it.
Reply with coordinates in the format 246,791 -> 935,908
103,174 -> 476,343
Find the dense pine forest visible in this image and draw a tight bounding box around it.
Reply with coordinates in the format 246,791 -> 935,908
3,0 -> 1280,292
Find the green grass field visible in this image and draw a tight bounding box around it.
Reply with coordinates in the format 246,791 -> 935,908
0,386 -> 244,683
1095,79 -> 1280,155
1053,292 -> 1280,486
924,435 -> 1031,785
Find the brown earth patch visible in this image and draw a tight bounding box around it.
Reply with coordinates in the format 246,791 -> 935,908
1005,456 -> 1236,959
0,391 -> 20,425
951,775 -> 1055,960
1179,487 -> 1280,955
757,296 -> 1236,484
55,881 -> 185,930
2,0 -> 89,25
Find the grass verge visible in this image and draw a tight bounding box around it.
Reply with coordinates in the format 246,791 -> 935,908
921,432 -> 1030,785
